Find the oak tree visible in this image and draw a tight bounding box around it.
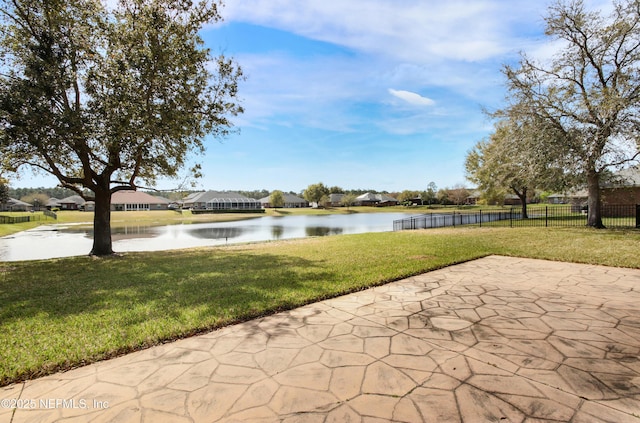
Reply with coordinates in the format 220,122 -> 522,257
465,118 -> 568,217
0,179 -> 9,206
303,182 -> 329,207
423,182 -> 437,205
340,193 -> 357,209
500,0 -> 640,227
448,185 -> 470,207
0,0 -> 243,255
269,190 -> 285,209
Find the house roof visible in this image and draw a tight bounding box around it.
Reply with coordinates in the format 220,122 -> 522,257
356,193 -> 398,203
550,165 -> 639,198
377,194 -> 398,203
283,193 -> 306,203
183,192 -> 203,202
603,166 -> 640,188
7,198 -> 32,207
58,195 -> 85,205
111,191 -> 170,204
564,189 -> 588,198
183,191 -> 258,204
356,193 -> 378,201
466,190 -> 482,199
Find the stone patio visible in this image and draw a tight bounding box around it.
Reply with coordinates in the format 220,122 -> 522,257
2,255 -> 640,422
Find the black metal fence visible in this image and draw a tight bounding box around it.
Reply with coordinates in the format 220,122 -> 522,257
393,205 -> 640,231
0,211 -> 57,224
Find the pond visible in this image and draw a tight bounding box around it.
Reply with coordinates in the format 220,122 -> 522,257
0,212 -> 413,262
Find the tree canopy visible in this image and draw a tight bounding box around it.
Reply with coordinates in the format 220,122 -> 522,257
0,0 -> 243,254
423,182 -> 437,205
269,190 -> 285,209
0,179 -> 8,205
499,0 -> 640,227
465,117 -> 569,217
397,190 -> 420,204
340,193 -> 357,209
303,182 -> 329,206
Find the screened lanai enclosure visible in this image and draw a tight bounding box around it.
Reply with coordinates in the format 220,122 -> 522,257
182,191 -> 263,212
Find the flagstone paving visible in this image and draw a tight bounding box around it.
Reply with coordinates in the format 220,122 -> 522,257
2,255 -> 640,422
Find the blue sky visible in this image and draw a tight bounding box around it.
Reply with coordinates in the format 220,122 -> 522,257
12,0 -> 612,193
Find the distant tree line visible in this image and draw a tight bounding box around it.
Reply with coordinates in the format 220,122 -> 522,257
240,187 -> 393,200
299,182 -> 476,207
3,183 -> 482,209
9,187 -> 79,200
393,184 -> 471,207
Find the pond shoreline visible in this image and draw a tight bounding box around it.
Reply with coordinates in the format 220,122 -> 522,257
1,212 -> 416,262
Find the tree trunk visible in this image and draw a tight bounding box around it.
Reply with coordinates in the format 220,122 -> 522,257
90,187 -> 114,256
586,170 -> 605,228
512,187 -> 528,219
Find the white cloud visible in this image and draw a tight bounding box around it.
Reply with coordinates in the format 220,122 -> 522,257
234,52 -> 379,131
216,0 -> 550,125
218,0 -> 616,139
222,0 -> 544,63
388,89 -> 435,106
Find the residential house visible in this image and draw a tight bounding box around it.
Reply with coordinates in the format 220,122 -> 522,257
259,193 -> 309,208
465,190 -> 531,206
503,194 -> 524,206
57,195 -> 86,210
355,193 -> 399,207
111,191 -> 171,211
182,191 -> 262,211
1,198 -> 32,212
546,193 -> 568,204
465,190 -> 482,205
46,198 -> 61,209
548,166 -> 640,209
49,191 -> 169,212
328,193 -> 345,207
601,166 -> 640,205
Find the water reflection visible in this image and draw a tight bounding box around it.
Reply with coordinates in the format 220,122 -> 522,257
271,225 -> 284,240
187,227 -> 246,240
65,225 -> 159,241
0,212 -> 413,261
305,227 -> 343,237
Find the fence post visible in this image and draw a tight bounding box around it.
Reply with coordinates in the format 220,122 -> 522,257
545,206 -> 548,227
636,204 -> 640,228
453,211 -> 456,227
479,210 -> 482,227
510,208 -> 513,228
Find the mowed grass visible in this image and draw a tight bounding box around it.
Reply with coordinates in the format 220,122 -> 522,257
0,212 -> 57,237
0,210 -> 265,237
0,226 -> 639,385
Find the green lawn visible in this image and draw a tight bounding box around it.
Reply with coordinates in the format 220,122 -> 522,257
0,212 -> 57,236
0,210 -> 266,237
1,226 -> 639,386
